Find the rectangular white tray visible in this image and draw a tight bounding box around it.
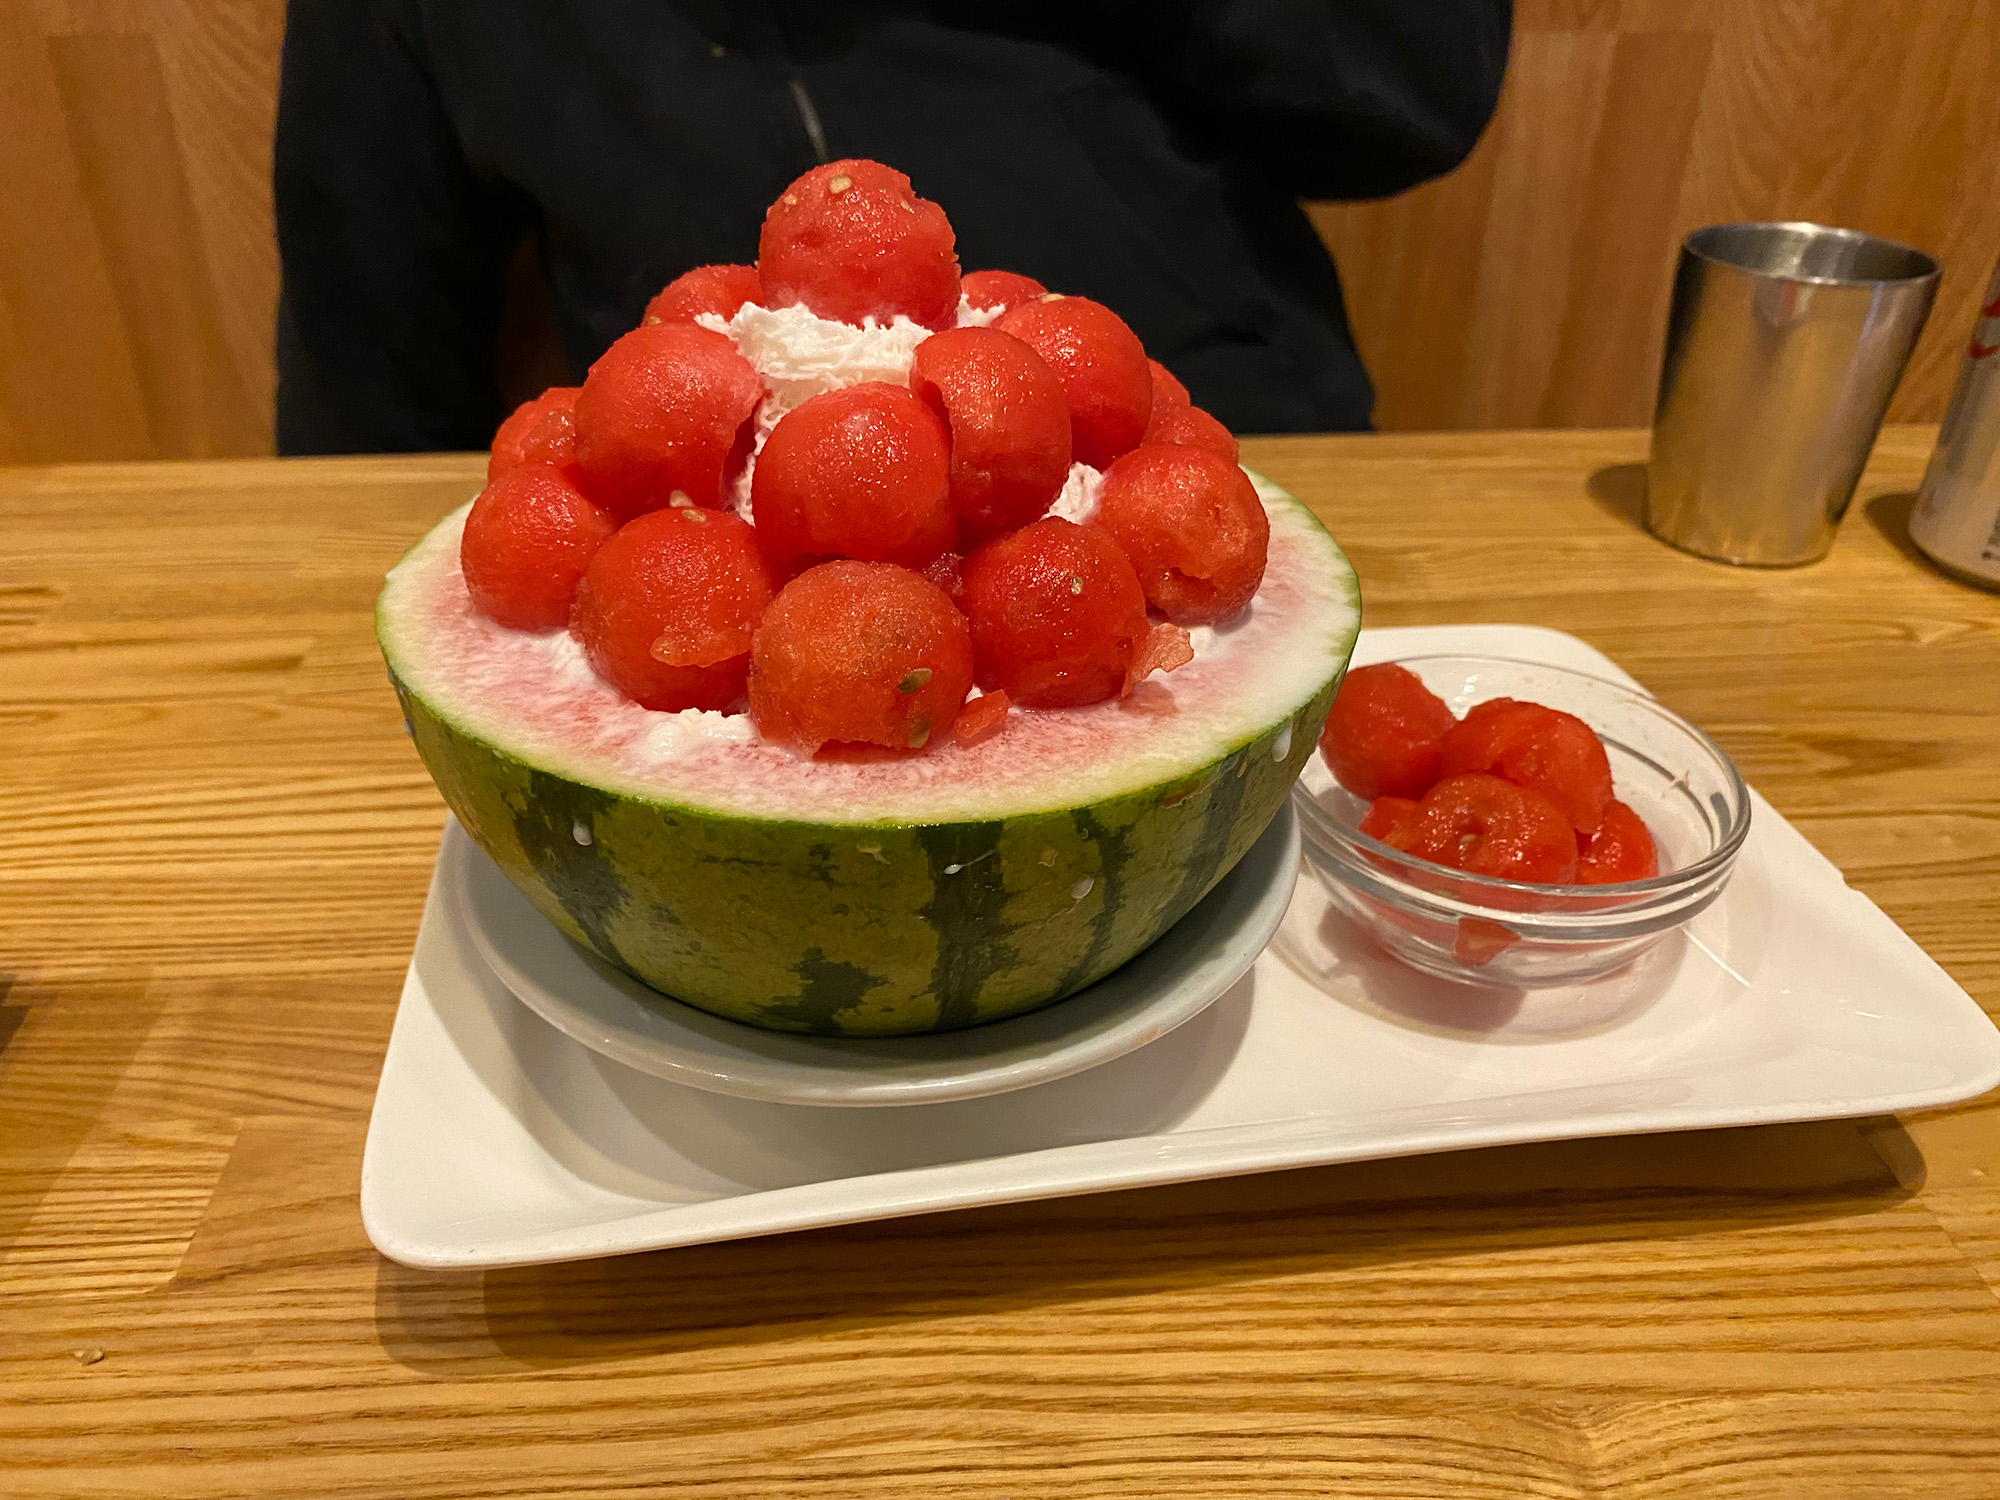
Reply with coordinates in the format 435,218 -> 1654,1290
361,624 -> 2000,1269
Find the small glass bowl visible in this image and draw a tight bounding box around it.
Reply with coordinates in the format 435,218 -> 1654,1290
1293,654 -> 1752,988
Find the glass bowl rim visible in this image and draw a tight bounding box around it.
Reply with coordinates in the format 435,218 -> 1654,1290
1295,651 -> 1754,903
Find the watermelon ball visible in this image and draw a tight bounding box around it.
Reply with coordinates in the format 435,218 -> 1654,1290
1403,773 -> 1580,884
909,328 -> 1072,542
1095,444 -> 1269,626
570,507 -> 774,712
461,464 -> 617,631
960,516 -> 1150,708
959,269 -> 1047,315
573,322 -> 763,521
748,560 -> 974,756
751,381 -> 955,576
1439,698 -> 1615,835
1144,402 -> 1240,463
488,386 -> 581,484
1577,798 -> 1660,884
994,295 -> 1152,469
644,264 -> 763,326
758,159 -> 960,332
1137,358 -> 1237,460
1318,662 -> 1458,800
1147,359 -> 1190,412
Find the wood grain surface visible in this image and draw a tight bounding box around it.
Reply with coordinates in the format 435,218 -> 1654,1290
4,2 -> 1996,462
2,430 -> 1998,1497
1312,0 -> 2000,432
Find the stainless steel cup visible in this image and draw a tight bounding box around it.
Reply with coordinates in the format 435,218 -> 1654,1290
1645,222 -> 1940,566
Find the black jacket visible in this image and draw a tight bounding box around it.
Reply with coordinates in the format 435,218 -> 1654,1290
274,1 -> 1509,454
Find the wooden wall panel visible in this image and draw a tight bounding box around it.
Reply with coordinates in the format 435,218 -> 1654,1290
0,1 -> 157,461
0,0 -> 1993,459
1,0 -> 281,463
1312,0 -> 2000,431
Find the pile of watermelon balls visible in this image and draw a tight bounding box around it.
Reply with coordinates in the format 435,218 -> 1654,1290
1319,665 -> 1661,886
460,158 -> 1268,757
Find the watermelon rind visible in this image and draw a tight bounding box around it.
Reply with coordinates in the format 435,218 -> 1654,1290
378,471 -> 1359,1036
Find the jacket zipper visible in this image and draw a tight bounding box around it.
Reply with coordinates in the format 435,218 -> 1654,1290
787,76 -> 829,165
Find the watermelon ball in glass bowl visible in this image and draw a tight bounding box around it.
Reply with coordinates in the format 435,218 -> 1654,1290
1291,655 -> 1752,989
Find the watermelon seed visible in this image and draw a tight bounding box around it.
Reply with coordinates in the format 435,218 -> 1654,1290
898,668 -> 932,693
1272,723 -> 1294,760
1069,576 -> 1083,595
571,821 -> 593,847
1040,292 -> 1065,302
680,508 -> 708,523
783,193 -> 798,206
645,314 -> 661,325
669,491 -> 694,508
827,172 -> 852,194
908,719 -> 932,749
857,844 -> 888,863
1038,847 -> 1058,867
1071,877 -> 1094,901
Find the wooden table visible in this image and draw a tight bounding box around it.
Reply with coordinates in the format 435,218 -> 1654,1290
3,429 -> 1997,1497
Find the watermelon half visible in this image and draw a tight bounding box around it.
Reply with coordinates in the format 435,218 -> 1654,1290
378,471 -> 1359,1036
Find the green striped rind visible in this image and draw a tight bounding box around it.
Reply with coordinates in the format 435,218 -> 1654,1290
384,477 -> 1359,1036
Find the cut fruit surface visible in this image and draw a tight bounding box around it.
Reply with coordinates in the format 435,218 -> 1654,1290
568,507 -> 774,713
1144,403 -> 1239,462
461,464 -> 616,631
1403,773 -> 1580,884
1146,360 -> 1189,412
759,159 -> 960,331
959,269 -> 1047,314
646,264 -> 763,325
1318,662 -> 1459,801
995,296 -> 1152,469
1577,798 -> 1660,884
961,517 -> 1150,709
910,328 -> 1071,540
748,560 -> 974,756
573,323 -> 762,519
1439,698 -> 1614,835
378,471 -> 1358,1034
1359,795 -> 1420,847
489,387 -> 582,484
750,381 -> 955,574
1096,444 -> 1269,626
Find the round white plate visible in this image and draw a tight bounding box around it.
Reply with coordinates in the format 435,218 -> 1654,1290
450,801 -> 1299,1107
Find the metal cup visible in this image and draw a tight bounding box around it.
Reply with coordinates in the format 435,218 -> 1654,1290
1645,222 -> 1940,566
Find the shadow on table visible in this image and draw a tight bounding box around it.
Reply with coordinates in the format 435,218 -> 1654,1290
1859,491 -> 1936,573
1585,462 -> 1648,531
1589,471 -> 1940,577
373,1113 -> 1924,1376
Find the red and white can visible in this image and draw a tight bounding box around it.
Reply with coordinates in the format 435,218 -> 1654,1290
1912,254 -> 2000,590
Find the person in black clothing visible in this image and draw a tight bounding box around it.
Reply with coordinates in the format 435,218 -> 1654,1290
274,2 -> 1509,455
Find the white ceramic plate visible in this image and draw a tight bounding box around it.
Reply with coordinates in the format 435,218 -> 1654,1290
454,800 -> 1300,1107
361,624 -> 2000,1270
